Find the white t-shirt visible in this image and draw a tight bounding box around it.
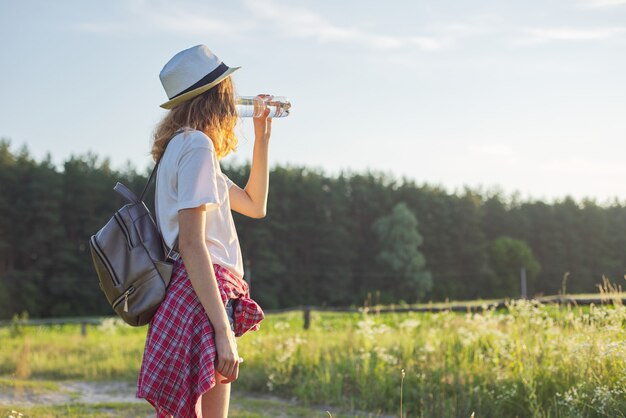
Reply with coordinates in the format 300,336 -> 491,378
155,128 -> 244,279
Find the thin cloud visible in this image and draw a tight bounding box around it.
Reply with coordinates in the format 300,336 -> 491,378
520,26 -> 626,42
72,0 -> 484,52
72,0 -> 250,37
243,0 -> 448,51
78,0 -> 625,53
578,0 -> 626,8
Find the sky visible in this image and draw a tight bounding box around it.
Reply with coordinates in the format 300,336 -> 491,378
1,0 -> 625,202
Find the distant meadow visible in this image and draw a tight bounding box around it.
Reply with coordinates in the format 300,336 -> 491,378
2,297 -> 626,417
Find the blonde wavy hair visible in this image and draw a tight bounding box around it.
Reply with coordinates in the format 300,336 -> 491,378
151,76 -> 239,162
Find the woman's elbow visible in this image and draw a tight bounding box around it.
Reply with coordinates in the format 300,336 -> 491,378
254,206 -> 267,219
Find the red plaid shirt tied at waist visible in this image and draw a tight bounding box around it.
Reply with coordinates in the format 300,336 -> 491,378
211,261 -> 264,336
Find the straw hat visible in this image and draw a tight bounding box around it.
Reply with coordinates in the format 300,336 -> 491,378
159,45 -> 240,109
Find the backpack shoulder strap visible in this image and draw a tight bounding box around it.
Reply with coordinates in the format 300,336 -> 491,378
139,160 -> 159,202
144,128 -> 186,257
140,127 -> 186,201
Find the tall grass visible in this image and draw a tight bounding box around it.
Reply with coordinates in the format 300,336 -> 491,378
237,302 -> 626,417
0,318 -> 145,381
1,301 -> 625,417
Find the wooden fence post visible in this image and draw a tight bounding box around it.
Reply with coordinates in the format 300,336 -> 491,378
303,307 -> 311,330
521,267 -> 528,300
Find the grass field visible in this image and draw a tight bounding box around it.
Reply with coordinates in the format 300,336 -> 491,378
1,298 -> 625,417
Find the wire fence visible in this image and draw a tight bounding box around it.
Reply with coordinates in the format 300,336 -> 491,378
1,294 -> 624,334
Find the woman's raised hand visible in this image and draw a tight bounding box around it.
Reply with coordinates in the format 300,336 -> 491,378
253,94 -> 272,143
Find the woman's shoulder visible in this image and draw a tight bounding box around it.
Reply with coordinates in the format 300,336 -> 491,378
176,128 -> 215,152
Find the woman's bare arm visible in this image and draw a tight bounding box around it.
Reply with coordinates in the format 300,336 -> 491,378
178,205 -> 239,381
228,107 -> 271,218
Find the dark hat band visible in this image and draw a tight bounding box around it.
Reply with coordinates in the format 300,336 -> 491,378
169,62 -> 229,100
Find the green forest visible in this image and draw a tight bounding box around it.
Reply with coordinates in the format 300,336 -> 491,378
1,138 -> 625,319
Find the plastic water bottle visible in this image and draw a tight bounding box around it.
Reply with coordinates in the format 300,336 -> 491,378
236,96 -> 291,118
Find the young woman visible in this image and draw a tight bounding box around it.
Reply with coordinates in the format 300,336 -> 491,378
136,45 -> 270,417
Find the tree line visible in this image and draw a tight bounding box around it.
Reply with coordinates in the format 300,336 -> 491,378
1,139 -> 625,318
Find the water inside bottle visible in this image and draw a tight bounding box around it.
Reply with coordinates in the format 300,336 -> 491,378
236,96 -> 291,118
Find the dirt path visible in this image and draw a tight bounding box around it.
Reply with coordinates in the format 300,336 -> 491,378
0,380 -> 395,418
0,380 -> 141,406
